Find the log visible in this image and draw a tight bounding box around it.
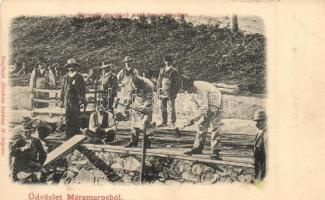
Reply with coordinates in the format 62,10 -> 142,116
213,83 -> 239,90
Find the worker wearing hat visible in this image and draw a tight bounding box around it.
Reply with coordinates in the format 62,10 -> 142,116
254,109 -> 267,181
10,122 -> 47,182
157,55 -> 180,128
82,94 -> 116,144
60,58 -> 86,137
117,56 -> 139,118
100,61 -> 118,112
29,57 -> 56,108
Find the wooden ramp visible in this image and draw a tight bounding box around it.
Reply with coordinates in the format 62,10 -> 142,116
44,134 -> 87,167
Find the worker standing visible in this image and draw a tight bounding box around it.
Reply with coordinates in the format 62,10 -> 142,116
253,110 -> 267,181
100,62 -> 118,112
157,55 -> 180,127
29,59 -> 56,108
60,58 -> 86,138
117,56 -> 139,118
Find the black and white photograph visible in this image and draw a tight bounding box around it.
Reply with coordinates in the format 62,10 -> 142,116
7,14 -> 266,185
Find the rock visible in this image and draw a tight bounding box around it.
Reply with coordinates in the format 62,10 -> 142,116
122,157 -> 141,172
191,164 -> 214,176
71,160 -> 88,166
243,167 -> 255,175
158,177 -> 166,182
233,166 -> 243,174
65,170 -> 77,179
181,172 -> 200,182
111,161 -> 123,171
73,168 -> 94,183
200,171 -> 220,184
174,161 -> 192,175
237,174 -> 253,183
122,174 -> 134,183
216,168 -> 231,177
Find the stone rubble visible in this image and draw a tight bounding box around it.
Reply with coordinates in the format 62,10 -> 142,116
46,148 -> 254,184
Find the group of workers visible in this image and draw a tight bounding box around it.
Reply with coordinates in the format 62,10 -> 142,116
12,55 -> 267,183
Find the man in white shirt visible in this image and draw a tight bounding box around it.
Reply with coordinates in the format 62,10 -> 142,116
117,56 -> 139,118
182,77 -> 223,159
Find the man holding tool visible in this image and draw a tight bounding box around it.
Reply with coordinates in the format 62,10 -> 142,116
181,77 -> 223,159
123,75 -> 155,148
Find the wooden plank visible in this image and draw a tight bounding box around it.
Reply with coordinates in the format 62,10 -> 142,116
43,134 -> 87,167
32,89 -> 61,93
32,98 -> 61,103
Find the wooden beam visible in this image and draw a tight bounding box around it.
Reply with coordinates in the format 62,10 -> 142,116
81,144 -> 254,168
44,134 -> 87,167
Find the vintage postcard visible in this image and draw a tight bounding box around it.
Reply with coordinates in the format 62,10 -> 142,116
0,0 -> 324,200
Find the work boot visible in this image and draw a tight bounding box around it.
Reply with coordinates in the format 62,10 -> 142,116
184,148 -> 202,155
124,136 -> 139,148
210,150 -> 221,160
169,123 -> 176,128
124,141 -> 136,148
157,123 -> 167,128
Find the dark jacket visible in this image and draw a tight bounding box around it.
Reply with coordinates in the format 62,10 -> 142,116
102,72 -> 118,98
10,137 -> 47,167
60,73 -> 86,103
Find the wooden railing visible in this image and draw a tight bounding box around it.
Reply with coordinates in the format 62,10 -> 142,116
31,88 -> 99,117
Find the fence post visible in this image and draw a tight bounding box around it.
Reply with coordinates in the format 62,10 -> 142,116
232,15 -> 239,32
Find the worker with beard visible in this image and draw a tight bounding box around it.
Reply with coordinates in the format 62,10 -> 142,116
60,58 -> 86,138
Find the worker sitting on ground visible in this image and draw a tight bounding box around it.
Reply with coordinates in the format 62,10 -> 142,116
82,94 -> 116,144
10,122 -> 47,182
182,77 -> 223,159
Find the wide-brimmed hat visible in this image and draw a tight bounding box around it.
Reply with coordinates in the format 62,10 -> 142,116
64,58 -> 80,68
254,110 -> 266,121
124,56 -> 134,62
20,122 -> 35,132
37,57 -> 46,65
100,61 -> 112,69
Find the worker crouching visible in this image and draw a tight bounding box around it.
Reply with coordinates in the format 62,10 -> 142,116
10,122 -> 47,182
82,94 -> 116,144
